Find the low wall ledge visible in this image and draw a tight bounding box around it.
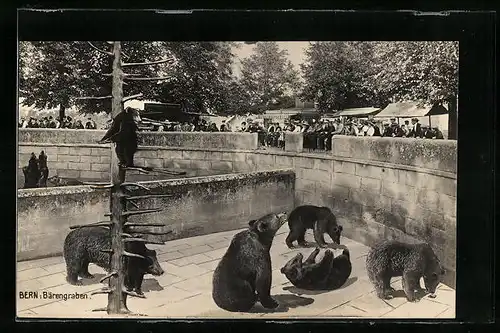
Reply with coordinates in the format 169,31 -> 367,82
17,169 -> 295,197
138,168 -> 295,187
17,185 -> 98,198
19,142 -> 109,149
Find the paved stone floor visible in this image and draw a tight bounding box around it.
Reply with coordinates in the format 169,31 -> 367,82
16,225 -> 455,319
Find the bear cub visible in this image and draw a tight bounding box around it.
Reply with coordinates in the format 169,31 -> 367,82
212,212 -> 287,312
281,247 -> 352,290
366,240 -> 446,302
63,227 -> 164,296
285,205 -> 343,249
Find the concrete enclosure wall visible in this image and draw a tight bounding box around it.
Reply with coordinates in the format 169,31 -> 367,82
18,129 -> 457,286
18,129 -> 259,181
17,170 -> 295,261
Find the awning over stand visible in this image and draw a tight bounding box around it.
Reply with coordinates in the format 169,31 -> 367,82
373,102 -> 448,118
336,107 -> 382,117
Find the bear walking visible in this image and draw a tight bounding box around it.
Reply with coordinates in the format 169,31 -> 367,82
365,240 -> 446,302
63,227 -> 164,296
280,247 -> 352,290
285,205 -> 343,248
212,212 -> 287,312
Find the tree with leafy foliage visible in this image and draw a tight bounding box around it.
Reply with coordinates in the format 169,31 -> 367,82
150,42 -> 235,114
300,41 -> 458,139
370,41 -> 458,139
239,42 -> 300,113
300,41 -> 381,113
18,41 -> 172,118
219,79 -> 253,115
19,41 -> 93,120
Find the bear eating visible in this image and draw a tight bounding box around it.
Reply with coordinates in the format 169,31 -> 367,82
285,205 -> 343,249
366,240 -> 446,302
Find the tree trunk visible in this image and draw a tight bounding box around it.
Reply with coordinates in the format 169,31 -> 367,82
447,95 -> 458,140
59,104 -> 66,121
107,189 -> 129,314
107,41 -> 129,314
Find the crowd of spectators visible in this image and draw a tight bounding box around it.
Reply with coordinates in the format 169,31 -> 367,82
19,116 -> 98,130
19,114 -> 445,151
248,116 -> 445,151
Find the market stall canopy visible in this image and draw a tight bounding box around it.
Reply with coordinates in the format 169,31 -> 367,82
374,102 -> 448,118
336,107 -> 381,117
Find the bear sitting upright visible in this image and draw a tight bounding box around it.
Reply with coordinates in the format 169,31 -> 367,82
280,247 -> 352,290
285,205 -> 343,249
212,212 -> 287,312
366,240 -> 446,302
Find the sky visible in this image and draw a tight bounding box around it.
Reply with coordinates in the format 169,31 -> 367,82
231,41 -> 310,79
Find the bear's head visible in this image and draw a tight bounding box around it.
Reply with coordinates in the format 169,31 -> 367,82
423,265 -> 446,297
280,252 -> 305,282
422,245 -> 446,297
143,248 -> 164,276
28,153 -> 38,167
328,224 -> 343,244
124,107 -> 142,124
248,212 -> 287,244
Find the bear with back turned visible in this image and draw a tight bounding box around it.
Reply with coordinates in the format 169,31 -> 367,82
285,205 -> 343,249
37,151 -> 49,187
22,152 -> 41,189
212,212 -> 287,312
98,107 -> 141,168
281,247 -> 352,290
366,240 -> 446,302
63,226 -> 164,296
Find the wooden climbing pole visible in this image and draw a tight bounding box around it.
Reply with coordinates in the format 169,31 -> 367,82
71,41 -> 176,315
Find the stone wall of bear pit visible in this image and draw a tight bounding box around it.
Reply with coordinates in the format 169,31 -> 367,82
18,129 -> 456,287
17,170 -> 295,261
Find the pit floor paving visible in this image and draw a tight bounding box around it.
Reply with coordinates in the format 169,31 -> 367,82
16,225 -> 455,319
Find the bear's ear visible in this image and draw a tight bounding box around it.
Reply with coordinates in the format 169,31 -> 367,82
338,225 -> 343,231
248,219 -> 257,227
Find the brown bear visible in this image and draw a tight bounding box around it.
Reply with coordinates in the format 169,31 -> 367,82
212,212 -> 287,312
281,247 -> 352,290
63,226 -> 164,296
285,205 -> 343,248
366,240 -> 446,302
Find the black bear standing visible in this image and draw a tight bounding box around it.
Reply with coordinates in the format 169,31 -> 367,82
22,153 -> 41,189
99,107 -> 141,168
366,240 -> 446,302
285,205 -> 343,248
38,151 -> 49,187
212,212 -> 287,312
280,247 -> 352,290
63,227 -> 164,296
